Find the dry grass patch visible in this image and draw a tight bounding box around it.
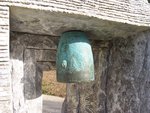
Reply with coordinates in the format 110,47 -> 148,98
42,70 -> 66,97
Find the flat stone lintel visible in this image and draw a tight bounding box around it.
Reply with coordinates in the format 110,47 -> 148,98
10,6 -> 150,40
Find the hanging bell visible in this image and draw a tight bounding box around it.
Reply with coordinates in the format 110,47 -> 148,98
56,31 -> 94,83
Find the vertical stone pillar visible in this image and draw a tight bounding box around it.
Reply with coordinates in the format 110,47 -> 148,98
64,31 -> 150,113
0,5 -> 12,113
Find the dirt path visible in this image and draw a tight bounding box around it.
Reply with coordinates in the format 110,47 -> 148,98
43,95 -> 64,113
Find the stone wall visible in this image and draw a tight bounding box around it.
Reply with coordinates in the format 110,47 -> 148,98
0,1 -> 150,113
10,30 -> 150,113
63,31 -> 150,113
0,6 -> 12,113
10,32 -> 58,113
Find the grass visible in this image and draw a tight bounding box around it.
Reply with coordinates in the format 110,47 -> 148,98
42,70 -> 66,97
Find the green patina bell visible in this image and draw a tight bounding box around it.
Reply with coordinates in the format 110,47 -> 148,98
56,31 -> 94,83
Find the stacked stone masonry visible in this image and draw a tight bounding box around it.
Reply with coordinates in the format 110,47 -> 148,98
0,5 -> 11,113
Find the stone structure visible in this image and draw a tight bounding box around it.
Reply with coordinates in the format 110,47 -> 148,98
10,32 -> 58,113
63,31 -> 150,113
0,0 -> 150,113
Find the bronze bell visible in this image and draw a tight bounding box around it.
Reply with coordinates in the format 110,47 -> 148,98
56,31 -> 94,83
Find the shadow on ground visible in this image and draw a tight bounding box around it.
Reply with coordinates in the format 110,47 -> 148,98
43,95 -> 64,113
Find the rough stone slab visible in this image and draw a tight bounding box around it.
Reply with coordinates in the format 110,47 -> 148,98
37,62 -> 56,70
10,6 -> 149,40
1,0 -> 150,27
24,61 -> 37,99
11,32 -> 58,49
105,32 -> 150,113
11,60 -> 26,113
64,31 -> 150,113
35,49 -> 56,62
10,36 -> 24,61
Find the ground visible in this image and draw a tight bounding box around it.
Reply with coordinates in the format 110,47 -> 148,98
43,95 -> 64,113
42,70 -> 66,97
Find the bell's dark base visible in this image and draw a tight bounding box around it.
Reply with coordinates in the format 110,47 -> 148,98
57,71 -> 95,83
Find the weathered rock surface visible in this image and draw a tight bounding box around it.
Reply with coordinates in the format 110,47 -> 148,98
10,30 -> 150,113
1,0 -> 150,27
10,32 -> 58,113
63,31 -> 150,113
10,6 -> 149,40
